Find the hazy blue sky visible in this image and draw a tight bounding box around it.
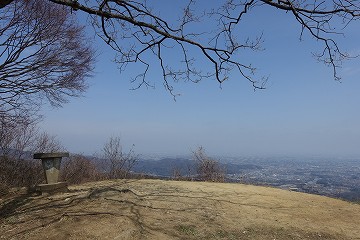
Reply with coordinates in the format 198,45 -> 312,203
41,2 -> 360,158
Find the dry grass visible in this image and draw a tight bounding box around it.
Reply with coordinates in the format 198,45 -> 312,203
1,179 -> 359,239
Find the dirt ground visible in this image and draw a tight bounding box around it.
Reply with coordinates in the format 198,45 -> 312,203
1,179 -> 359,240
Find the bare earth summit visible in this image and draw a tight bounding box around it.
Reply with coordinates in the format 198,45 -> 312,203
1,179 -> 359,240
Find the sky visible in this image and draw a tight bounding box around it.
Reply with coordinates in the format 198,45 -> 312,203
40,1 -> 360,158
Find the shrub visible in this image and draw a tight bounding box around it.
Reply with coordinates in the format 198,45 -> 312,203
102,137 -> 138,179
193,147 -> 225,182
0,156 -> 44,194
60,154 -> 105,184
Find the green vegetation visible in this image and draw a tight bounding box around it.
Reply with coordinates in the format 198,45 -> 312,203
176,225 -> 197,236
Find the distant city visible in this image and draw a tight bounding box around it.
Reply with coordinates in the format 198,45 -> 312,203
132,156 -> 360,202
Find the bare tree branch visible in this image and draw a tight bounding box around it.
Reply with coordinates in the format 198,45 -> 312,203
43,0 -> 358,96
2,0 -> 358,97
0,0 -> 94,119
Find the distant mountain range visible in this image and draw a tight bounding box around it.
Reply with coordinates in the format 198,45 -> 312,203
132,157 -> 262,177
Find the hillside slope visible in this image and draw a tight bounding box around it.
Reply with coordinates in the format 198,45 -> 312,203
1,179 -> 359,240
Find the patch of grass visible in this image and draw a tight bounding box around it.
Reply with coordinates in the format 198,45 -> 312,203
207,229 -> 243,240
176,224 -> 197,236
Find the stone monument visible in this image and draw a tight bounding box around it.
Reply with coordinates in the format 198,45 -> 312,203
33,152 -> 69,193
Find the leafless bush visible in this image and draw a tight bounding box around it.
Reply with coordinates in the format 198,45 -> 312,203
0,156 -> 43,189
102,137 -> 138,179
171,163 -> 195,181
193,147 -> 225,182
171,167 -> 183,181
0,182 -> 9,196
0,116 -> 38,160
60,154 -> 105,185
0,117 -> 65,192
32,132 -> 65,153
